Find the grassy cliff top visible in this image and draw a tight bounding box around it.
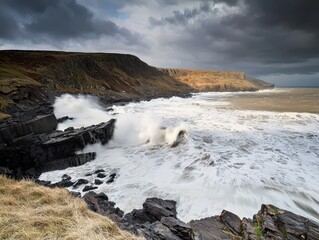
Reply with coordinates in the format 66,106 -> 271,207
0,176 -> 141,240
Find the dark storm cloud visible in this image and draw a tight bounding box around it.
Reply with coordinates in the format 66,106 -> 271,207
149,0 -> 319,76
0,0 -> 140,44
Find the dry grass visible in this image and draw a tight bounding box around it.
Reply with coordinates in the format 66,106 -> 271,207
0,176 -> 142,240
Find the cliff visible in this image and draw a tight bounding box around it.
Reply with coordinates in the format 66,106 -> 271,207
0,50 -> 273,118
159,68 -> 274,91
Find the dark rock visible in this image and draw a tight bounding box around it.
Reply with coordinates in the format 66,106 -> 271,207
94,179 -> 103,185
0,117 -> 115,179
143,198 -> 177,221
73,178 -> 89,188
277,211 -> 308,239
62,174 -> 71,181
97,173 -> 107,178
106,173 -> 117,183
308,220 -> 319,239
262,215 -> 283,239
57,116 -> 73,123
96,192 -> 109,201
39,153 -> 96,172
54,179 -> 74,188
64,127 -> 74,131
141,221 -> 182,240
82,185 -> 98,192
0,114 -> 57,143
124,209 -> 158,225
69,191 -> 81,198
83,191 -> 124,218
34,179 -> 52,187
85,172 -> 93,176
189,216 -> 234,240
0,166 -> 13,176
94,169 -> 105,174
220,209 -> 242,235
161,217 -> 193,240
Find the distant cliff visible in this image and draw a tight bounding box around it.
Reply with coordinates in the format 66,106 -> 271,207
159,68 -> 274,91
0,50 -> 273,118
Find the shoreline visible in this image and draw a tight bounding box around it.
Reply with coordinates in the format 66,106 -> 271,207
1,90 -> 319,239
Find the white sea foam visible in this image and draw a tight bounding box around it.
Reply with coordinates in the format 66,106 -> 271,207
41,90 -> 319,222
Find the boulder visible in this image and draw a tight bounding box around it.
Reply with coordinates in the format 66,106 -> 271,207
220,210 -> 242,235
189,216 -> 235,240
143,198 -> 177,221
141,221 -> 182,240
82,185 -> 98,192
161,217 -> 193,240
83,191 -> 124,218
94,179 -> 103,185
73,179 -> 89,188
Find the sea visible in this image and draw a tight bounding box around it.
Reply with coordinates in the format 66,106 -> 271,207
40,88 -> 319,223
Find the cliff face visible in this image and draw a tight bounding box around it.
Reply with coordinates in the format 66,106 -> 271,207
159,68 -> 273,91
0,50 -> 193,117
0,50 -> 273,118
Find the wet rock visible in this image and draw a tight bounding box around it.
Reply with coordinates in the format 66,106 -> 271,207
94,169 -> 105,174
161,217 -> 193,240
220,209 -> 241,235
94,179 -> 103,185
62,174 -> 71,181
83,191 -> 124,218
106,173 -> 116,183
57,116 -> 73,123
82,185 -> 98,192
97,173 -> 107,178
189,216 -> 234,240
143,198 -> 177,221
54,179 -> 74,188
73,178 -> 89,188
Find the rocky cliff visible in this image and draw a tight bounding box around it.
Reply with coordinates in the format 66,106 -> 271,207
159,68 -> 274,92
0,50 -> 273,119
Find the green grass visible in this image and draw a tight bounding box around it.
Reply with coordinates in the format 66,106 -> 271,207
254,218 -> 264,240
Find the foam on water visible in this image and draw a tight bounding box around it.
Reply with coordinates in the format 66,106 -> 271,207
41,91 -> 319,222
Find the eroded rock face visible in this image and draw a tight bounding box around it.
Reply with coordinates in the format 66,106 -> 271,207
0,117 -> 115,179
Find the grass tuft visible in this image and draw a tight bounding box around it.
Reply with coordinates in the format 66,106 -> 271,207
0,176 -> 142,240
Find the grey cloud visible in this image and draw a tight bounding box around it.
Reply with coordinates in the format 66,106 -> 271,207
0,0 -> 142,45
149,0 -> 319,76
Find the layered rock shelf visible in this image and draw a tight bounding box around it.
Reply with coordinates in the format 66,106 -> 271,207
0,113 -> 115,179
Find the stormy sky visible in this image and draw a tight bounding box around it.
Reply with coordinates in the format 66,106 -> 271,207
1,0 -> 318,86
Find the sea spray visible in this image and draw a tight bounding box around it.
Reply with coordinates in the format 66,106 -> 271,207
54,94 -> 188,146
